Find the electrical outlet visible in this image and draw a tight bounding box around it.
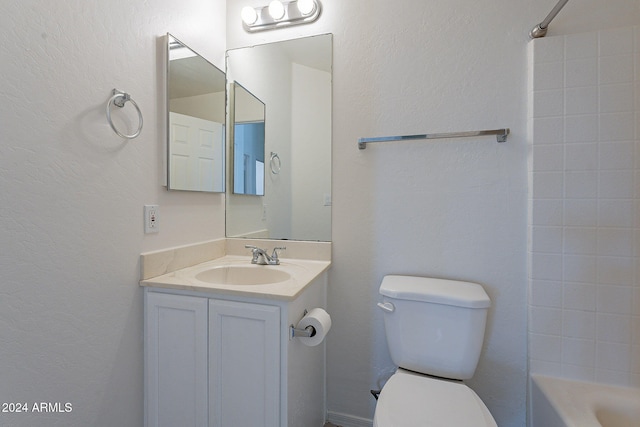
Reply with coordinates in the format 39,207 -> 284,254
144,205 -> 159,234
323,193 -> 332,206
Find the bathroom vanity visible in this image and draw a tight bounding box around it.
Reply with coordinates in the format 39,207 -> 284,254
140,239 -> 331,427
155,30 -> 333,426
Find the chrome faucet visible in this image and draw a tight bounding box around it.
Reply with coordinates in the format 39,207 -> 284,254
245,245 -> 286,265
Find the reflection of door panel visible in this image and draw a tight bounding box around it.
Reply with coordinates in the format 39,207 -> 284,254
243,154 -> 252,194
170,112 -> 224,192
255,160 -> 264,195
232,121 -> 265,195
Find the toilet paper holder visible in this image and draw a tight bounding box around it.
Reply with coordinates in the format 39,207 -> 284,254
289,309 -> 316,340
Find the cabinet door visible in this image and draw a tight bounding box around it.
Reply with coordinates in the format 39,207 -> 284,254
209,300 -> 280,427
145,292 -> 208,427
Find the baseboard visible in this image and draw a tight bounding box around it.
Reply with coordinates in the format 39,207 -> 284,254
326,411 -> 373,427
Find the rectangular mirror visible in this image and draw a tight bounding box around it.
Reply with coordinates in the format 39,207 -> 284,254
231,82 -> 266,196
167,33 -> 226,192
226,34 -> 332,241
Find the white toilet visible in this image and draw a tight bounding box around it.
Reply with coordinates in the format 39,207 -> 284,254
374,275 -> 497,427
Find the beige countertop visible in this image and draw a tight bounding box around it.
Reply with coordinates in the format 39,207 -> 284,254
141,255 -> 331,301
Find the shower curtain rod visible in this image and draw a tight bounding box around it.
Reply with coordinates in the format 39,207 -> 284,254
530,0 -> 570,38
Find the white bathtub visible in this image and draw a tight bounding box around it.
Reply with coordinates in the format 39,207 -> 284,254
531,374 -> 640,427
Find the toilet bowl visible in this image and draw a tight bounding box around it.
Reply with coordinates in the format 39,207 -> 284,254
374,275 -> 497,427
373,369 -> 497,427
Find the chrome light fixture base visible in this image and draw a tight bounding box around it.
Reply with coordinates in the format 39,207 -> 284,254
242,0 -> 322,32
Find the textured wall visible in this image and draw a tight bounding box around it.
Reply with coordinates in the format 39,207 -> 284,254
0,1 -> 225,426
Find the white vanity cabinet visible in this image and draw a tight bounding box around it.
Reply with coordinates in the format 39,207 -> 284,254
209,299 -> 280,426
145,292 -> 208,427
140,246 -> 330,427
145,291 -> 281,427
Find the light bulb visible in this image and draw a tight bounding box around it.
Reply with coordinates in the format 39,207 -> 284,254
268,0 -> 285,20
241,6 -> 258,25
296,0 -> 315,15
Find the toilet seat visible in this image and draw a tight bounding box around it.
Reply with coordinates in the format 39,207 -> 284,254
373,369 -> 497,427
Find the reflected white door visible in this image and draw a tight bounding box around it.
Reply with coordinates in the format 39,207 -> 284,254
169,112 -> 224,192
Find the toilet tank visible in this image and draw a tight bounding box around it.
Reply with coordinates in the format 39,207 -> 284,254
378,275 -> 491,380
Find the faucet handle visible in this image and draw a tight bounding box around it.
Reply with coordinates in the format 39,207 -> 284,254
271,246 -> 286,260
245,245 -> 261,263
245,244 -> 263,255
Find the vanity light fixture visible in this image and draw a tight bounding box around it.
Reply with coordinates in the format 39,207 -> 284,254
296,0 -> 315,15
241,0 -> 321,32
241,6 -> 258,25
268,0 -> 285,20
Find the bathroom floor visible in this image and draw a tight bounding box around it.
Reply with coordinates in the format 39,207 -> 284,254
324,423 -> 341,427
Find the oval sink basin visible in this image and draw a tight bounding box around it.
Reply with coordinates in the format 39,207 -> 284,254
195,265 -> 291,286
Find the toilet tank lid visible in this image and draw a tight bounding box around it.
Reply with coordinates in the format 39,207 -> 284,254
380,275 -> 491,308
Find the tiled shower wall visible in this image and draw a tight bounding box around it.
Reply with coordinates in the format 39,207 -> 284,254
528,26 -> 640,386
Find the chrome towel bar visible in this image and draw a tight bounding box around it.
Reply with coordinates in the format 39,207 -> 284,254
358,128 -> 509,149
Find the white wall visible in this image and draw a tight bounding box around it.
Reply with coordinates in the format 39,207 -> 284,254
0,1 -> 225,426
528,26 -> 640,386
228,1 -> 639,426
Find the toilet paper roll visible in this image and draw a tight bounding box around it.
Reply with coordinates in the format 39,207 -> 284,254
296,308 -> 332,347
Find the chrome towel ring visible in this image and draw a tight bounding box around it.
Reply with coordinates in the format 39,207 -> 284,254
270,152 -> 281,174
106,88 -> 143,139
